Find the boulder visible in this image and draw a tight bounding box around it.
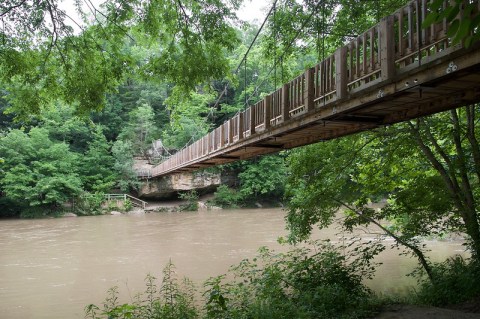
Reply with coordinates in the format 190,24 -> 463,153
139,171 -> 231,199
63,212 -> 77,217
110,211 -> 122,215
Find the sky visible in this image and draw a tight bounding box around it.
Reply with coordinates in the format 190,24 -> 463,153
58,0 -> 272,27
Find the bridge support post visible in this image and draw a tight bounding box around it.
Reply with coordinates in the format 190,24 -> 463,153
335,46 -> 348,100
220,123 -> 226,148
281,83 -> 290,122
239,112 -> 244,140
250,106 -> 256,135
228,118 -> 234,144
305,67 -> 315,112
264,95 -> 272,130
380,15 -> 395,81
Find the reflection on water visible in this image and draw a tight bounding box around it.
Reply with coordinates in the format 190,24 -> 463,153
0,208 -> 467,318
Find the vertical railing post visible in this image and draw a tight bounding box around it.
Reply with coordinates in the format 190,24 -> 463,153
239,112 -> 244,140
281,83 -> 290,122
305,67 -> 315,112
220,123 -> 225,148
264,95 -> 272,130
380,15 -> 395,81
335,46 -> 348,100
228,118 -> 234,144
250,106 -> 256,135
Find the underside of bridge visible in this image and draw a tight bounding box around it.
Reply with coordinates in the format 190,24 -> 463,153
166,45 -> 480,175
151,0 -> 480,177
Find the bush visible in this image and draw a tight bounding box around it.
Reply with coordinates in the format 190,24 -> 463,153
203,240 -> 379,319
211,185 -> 242,208
74,193 -> 104,216
20,206 -> 62,218
414,256 -> 480,306
85,262 -> 199,319
179,190 -> 199,211
123,198 -> 133,212
89,242 -> 381,319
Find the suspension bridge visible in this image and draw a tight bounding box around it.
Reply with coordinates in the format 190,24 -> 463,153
150,0 -> 480,178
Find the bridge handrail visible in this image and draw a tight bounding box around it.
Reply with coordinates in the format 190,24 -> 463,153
151,0 -> 478,177
104,194 -> 148,209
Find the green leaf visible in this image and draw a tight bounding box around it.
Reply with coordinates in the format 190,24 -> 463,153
453,19 -> 472,44
429,0 -> 444,11
422,12 -> 439,28
447,19 -> 460,38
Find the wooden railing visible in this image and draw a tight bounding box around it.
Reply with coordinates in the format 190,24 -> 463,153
105,194 -> 148,209
151,0 -> 479,178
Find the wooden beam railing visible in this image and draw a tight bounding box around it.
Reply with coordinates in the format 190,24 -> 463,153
150,0 -> 478,178
104,194 -> 148,209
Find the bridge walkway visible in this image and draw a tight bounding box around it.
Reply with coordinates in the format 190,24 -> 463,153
151,0 -> 480,178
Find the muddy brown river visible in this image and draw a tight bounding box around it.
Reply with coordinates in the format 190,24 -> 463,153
0,208 -> 467,318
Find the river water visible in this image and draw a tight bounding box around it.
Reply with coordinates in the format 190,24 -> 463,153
0,208 -> 467,318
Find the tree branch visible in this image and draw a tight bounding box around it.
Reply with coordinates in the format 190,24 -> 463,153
0,0 -> 28,17
407,121 -> 466,213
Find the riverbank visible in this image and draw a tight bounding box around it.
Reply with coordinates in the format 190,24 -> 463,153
374,303 -> 480,318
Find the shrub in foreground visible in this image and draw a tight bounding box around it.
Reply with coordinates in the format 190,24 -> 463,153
87,241 -> 381,319
414,256 -> 480,306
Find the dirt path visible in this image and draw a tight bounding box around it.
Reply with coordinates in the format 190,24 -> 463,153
374,305 -> 480,319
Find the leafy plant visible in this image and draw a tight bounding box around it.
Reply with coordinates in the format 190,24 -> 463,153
413,256 -> 480,306
179,190 -> 199,212
123,199 -> 133,212
203,240 -> 381,319
74,193 -> 104,216
86,262 -> 198,319
211,185 -> 243,208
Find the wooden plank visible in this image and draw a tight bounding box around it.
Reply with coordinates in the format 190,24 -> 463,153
282,83 -> 290,122
335,46 -> 348,99
380,15 -> 395,80
305,67 -> 315,112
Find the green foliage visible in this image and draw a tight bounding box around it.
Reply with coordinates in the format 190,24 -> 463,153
112,140 -> 140,192
74,193 -> 105,216
86,262 -> 198,319
162,90 -> 214,149
79,126 -> 117,193
238,155 -> 287,202
414,257 -> 480,306
118,103 -> 159,156
285,106 -> 480,280
179,190 -> 199,212
0,0 -> 242,117
123,199 -> 133,212
89,242 -> 381,319
0,128 -> 82,216
422,0 -> 479,47
203,241 -> 380,319
107,200 -> 120,213
211,185 -> 243,208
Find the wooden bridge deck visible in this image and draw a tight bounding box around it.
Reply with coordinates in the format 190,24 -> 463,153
151,0 -> 480,178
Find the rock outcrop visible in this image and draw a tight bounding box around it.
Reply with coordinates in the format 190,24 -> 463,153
139,171 -> 235,199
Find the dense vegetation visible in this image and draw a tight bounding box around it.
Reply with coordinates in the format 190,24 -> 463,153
2,0 -> 480,317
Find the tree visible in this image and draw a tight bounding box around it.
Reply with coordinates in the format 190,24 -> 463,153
112,139 -> 139,192
0,0 -> 243,117
0,127 -> 82,216
238,155 -> 287,201
117,102 -> 159,156
79,126 -> 116,193
285,105 -> 480,281
422,0 -> 480,48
